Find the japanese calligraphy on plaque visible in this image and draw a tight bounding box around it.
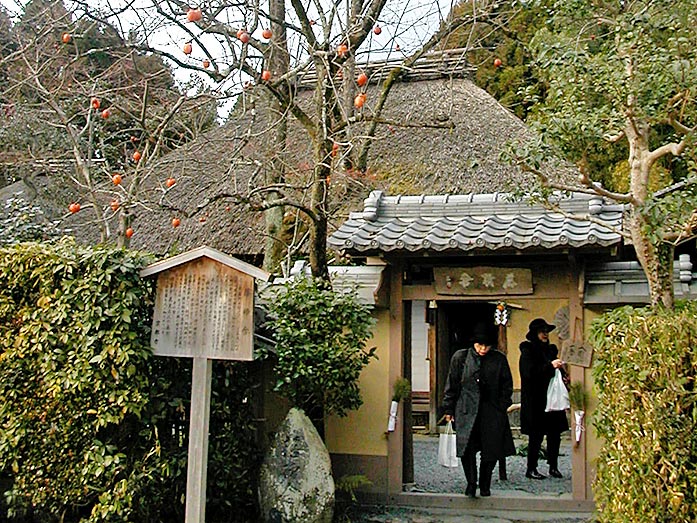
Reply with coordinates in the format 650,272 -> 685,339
141,247 -> 269,361
151,258 -> 254,360
433,267 -> 533,296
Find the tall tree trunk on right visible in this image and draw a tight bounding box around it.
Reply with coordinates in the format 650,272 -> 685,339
629,214 -> 675,308
626,119 -> 675,308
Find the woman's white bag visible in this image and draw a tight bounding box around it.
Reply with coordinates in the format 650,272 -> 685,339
546,368 -> 570,412
438,420 -> 459,468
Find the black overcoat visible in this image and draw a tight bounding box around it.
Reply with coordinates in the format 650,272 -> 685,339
442,347 -> 516,461
519,338 -> 569,436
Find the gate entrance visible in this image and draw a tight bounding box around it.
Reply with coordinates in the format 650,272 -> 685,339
407,299 -> 572,498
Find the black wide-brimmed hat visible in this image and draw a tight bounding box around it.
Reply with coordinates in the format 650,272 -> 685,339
471,325 -> 495,346
526,318 -> 556,340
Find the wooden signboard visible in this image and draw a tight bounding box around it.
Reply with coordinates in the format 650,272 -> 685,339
561,340 -> 594,368
140,246 -> 270,523
561,317 -> 594,368
150,257 -> 255,361
434,267 -> 533,295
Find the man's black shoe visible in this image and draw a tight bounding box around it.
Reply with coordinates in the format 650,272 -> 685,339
525,469 -> 546,480
549,468 -> 563,478
465,485 -> 477,498
479,488 -> 491,497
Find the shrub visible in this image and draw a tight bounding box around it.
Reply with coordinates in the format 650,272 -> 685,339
0,240 -> 260,522
392,378 -> 411,402
262,276 -> 377,420
591,302 -> 697,522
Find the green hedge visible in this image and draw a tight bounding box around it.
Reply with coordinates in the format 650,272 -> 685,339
591,302 -> 697,522
0,240 -> 259,522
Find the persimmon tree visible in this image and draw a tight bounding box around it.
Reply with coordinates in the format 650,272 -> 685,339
57,0 -> 512,277
6,0 -> 523,275
510,0 -> 697,308
1,0 -> 217,246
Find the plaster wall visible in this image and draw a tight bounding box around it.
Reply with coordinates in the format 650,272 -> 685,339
411,300 -> 429,392
325,307 -> 391,457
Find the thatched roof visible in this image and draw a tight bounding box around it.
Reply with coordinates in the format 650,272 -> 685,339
1,58 -> 575,257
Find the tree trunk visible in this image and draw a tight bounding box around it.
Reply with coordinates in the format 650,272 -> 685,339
117,209 -> 130,249
262,0 -> 290,274
626,119 -> 675,308
629,213 -> 675,308
75,161 -> 107,243
308,153 -> 330,280
307,63 -> 332,281
308,135 -> 330,280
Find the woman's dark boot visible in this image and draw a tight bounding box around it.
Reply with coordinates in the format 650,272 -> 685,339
461,453 -> 477,497
547,432 -> 562,478
525,469 -> 546,479
479,460 -> 495,496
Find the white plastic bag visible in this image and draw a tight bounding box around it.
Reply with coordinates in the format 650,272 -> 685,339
546,368 -> 570,412
437,420 -> 459,468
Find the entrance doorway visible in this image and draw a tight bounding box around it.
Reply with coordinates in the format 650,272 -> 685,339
408,301 -> 498,435
408,300 -> 573,497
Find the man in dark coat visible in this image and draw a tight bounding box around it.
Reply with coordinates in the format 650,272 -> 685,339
519,318 -> 569,479
442,326 -> 516,497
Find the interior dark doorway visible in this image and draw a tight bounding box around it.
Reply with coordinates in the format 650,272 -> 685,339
435,301 -> 497,415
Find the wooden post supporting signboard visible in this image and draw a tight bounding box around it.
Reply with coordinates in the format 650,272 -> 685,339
186,357 -> 213,522
140,246 -> 270,523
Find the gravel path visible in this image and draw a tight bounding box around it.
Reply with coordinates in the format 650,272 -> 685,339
411,433 -> 572,496
345,506 -> 592,523
342,433 -> 589,523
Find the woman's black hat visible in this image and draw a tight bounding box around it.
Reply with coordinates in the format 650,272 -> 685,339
471,325 -> 495,346
526,318 -> 556,340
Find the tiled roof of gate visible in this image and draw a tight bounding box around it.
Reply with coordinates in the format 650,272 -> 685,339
328,190 -> 625,254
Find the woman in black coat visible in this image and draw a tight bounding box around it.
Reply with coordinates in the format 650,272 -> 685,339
442,326 -> 515,498
519,318 -> 569,479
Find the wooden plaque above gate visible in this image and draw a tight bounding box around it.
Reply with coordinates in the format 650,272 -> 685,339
140,246 -> 270,361
434,267 -> 533,295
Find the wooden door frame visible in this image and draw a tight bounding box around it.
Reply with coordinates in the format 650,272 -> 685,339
402,301 -> 413,485
427,307 -> 437,433
387,262 -> 405,495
